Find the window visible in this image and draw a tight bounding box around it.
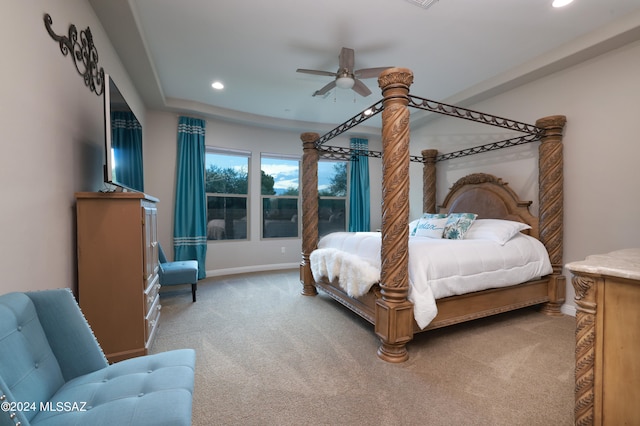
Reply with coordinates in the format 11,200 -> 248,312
261,154 -> 299,238
318,160 -> 348,236
205,148 -> 250,240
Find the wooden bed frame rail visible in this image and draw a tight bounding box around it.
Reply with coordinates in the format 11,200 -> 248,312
300,68 -> 566,362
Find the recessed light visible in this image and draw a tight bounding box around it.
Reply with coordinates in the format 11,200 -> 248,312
552,0 -> 574,7
404,0 -> 439,10
211,81 -> 224,90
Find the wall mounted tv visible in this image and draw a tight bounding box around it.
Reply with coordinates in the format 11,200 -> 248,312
103,74 -> 144,192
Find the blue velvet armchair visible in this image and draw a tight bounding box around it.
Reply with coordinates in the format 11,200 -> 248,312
158,244 -> 199,302
0,289 -> 195,426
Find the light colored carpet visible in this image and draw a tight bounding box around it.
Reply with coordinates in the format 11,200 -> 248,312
152,269 -> 575,426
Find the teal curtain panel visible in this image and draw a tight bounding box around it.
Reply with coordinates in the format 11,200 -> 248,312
174,116 -> 207,279
348,137 -> 370,232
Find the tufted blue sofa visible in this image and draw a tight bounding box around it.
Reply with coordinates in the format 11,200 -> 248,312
0,289 -> 195,426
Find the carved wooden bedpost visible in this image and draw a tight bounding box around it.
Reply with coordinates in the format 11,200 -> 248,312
375,68 -> 414,363
571,273 -> 597,426
422,149 -> 438,214
536,115 -> 567,315
300,132 -> 319,296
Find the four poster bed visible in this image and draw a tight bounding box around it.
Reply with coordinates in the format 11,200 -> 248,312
299,68 -> 567,363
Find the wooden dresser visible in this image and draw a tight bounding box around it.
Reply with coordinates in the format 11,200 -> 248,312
75,192 -> 161,363
567,249 -> 640,426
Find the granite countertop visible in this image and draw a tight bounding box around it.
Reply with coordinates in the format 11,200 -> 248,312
566,248 -> 640,280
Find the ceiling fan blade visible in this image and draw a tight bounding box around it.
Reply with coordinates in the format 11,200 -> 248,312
339,47 -> 355,72
313,80 -> 337,97
352,79 -> 372,97
296,68 -> 338,77
354,67 -> 393,79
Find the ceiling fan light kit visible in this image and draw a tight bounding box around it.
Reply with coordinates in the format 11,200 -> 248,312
297,47 -> 392,98
335,75 -> 355,89
552,0 -> 574,7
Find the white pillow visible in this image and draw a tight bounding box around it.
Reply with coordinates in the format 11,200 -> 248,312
413,217 -> 448,238
464,219 -> 532,245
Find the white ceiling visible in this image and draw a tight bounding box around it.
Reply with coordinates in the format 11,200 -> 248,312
91,0 -> 640,132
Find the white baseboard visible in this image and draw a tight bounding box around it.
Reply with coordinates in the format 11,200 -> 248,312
560,303 -> 576,317
206,262 -> 299,278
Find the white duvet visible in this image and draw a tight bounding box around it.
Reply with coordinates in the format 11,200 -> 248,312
310,232 -> 552,329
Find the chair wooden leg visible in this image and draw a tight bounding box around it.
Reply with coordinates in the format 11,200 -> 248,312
191,283 -> 197,302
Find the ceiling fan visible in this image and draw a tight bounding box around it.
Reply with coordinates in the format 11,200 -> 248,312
296,47 -> 392,97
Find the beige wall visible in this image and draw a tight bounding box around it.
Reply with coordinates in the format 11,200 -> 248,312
144,111 -> 384,275
0,0 -> 144,293
411,39 -> 640,313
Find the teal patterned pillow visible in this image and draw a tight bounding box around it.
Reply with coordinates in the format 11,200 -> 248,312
443,213 -> 478,239
410,213 -> 448,236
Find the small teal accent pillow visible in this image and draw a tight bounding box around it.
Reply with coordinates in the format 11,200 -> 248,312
410,213 -> 448,236
414,217 -> 448,238
443,213 -> 478,239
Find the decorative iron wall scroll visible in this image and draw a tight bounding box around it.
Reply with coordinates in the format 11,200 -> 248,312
44,13 -> 105,96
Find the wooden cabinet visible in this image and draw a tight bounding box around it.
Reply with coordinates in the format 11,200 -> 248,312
75,192 -> 161,363
567,249 -> 640,426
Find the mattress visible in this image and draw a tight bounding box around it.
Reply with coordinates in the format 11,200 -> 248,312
310,232 -> 553,329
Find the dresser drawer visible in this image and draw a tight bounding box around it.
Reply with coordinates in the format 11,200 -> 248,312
144,274 -> 161,314
145,294 -> 161,342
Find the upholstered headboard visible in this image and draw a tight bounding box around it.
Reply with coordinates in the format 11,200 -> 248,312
439,173 -> 539,239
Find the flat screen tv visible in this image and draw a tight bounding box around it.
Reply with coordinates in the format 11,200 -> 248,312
103,73 -> 144,192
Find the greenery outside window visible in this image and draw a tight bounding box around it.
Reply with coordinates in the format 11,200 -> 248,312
205,148 -> 250,241
261,154 -> 299,238
318,160 -> 348,237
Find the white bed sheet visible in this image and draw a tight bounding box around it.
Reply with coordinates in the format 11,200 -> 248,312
310,232 -> 553,329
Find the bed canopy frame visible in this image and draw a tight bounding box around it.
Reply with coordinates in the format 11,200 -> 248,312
299,67 -> 566,363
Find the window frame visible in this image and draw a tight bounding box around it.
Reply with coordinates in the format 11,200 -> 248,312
260,153 -> 301,240
317,158 -> 349,236
204,147 -> 251,242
